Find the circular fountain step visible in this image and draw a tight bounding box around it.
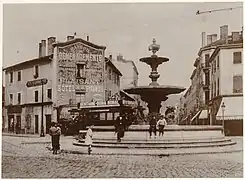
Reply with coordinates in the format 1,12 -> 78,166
73,138 -> 235,149
75,125 -> 237,150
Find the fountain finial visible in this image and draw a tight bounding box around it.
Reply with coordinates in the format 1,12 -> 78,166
148,38 -> 160,56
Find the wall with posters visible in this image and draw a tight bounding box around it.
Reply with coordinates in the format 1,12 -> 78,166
56,42 -> 105,106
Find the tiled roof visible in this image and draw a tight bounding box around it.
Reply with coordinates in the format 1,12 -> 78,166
3,55 -> 53,71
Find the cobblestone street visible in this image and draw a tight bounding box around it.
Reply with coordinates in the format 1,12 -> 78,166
1,135 -> 243,178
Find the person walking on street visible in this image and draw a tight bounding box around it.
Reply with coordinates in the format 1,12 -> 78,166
115,114 -> 126,142
85,125 -> 93,155
49,122 -> 61,155
157,115 -> 168,136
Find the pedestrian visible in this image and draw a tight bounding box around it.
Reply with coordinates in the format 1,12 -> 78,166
149,114 -> 157,138
157,115 -> 168,136
56,124 -> 62,150
115,114 -> 126,142
85,124 -> 93,155
49,122 -> 61,155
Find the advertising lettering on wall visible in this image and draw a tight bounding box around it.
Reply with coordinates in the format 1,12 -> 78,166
57,42 -> 104,103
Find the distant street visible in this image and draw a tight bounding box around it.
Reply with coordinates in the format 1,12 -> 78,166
2,135 -> 243,178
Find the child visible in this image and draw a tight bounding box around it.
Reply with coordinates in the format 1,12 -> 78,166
157,115 -> 167,136
85,125 -> 93,154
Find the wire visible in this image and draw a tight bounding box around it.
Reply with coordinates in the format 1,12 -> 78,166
196,6 -> 242,15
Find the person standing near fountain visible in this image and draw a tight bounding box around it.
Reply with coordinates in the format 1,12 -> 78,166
157,115 -> 168,136
85,125 -> 93,155
149,113 -> 158,138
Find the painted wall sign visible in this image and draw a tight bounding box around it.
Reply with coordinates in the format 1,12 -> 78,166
26,78 -> 48,87
57,42 -> 105,106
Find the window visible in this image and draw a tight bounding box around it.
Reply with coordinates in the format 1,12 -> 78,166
47,89 -> 52,99
75,93 -> 85,104
35,90 -> 38,102
233,75 -> 243,93
233,52 -> 242,64
217,78 -> 220,95
10,72 -> 13,83
109,69 -> 112,80
34,65 -> 39,78
17,93 -> 21,104
76,64 -> 85,78
117,75 -> 120,86
114,73 -> 117,84
214,59 -> 216,73
17,71 -> 21,81
205,54 -> 209,67
214,81 -> 216,97
9,94 -> 13,104
217,56 -> 219,69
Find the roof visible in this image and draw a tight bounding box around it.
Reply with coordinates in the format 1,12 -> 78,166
209,42 -> 243,63
105,57 -> 122,76
198,36 -> 243,56
53,38 -> 106,50
3,55 -> 53,71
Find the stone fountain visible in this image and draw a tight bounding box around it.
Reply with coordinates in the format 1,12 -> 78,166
73,39 -> 236,155
124,38 -> 185,114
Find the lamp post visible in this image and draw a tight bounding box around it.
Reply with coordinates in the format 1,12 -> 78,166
221,102 -> 226,135
40,82 -> 45,137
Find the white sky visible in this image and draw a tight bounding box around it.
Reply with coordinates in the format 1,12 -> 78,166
2,2 -> 243,88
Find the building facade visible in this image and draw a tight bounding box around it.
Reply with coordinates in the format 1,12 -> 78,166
181,25 -> 243,133
3,36 -> 122,134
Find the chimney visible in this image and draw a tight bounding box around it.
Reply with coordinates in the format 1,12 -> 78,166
232,32 -> 240,42
220,25 -> 228,42
117,54 -> 123,61
87,35 -> 89,41
47,37 -> 56,55
109,55 -> 112,60
67,35 -> 74,41
207,35 -> 212,45
41,40 -> 46,57
211,34 -> 217,43
38,43 -> 42,57
201,32 -> 206,47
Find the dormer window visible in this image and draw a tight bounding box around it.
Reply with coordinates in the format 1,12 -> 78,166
34,65 -> 39,79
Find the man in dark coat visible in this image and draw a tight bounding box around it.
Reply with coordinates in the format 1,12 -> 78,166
149,114 -> 157,138
115,114 -> 126,142
49,122 -> 61,154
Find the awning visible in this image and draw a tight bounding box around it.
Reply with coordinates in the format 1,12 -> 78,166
199,110 -> 208,119
216,96 -> 243,120
191,110 -> 201,122
120,90 -> 135,101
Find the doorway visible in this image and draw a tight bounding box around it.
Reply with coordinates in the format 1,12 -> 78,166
45,115 -> 51,134
35,115 -> 39,134
8,115 -> 14,132
16,116 -> 21,134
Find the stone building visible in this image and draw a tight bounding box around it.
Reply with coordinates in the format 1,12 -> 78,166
3,35 -> 122,134
181,25 -> 243,133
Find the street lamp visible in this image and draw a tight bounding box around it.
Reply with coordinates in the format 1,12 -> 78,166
221,102 -> 226,135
